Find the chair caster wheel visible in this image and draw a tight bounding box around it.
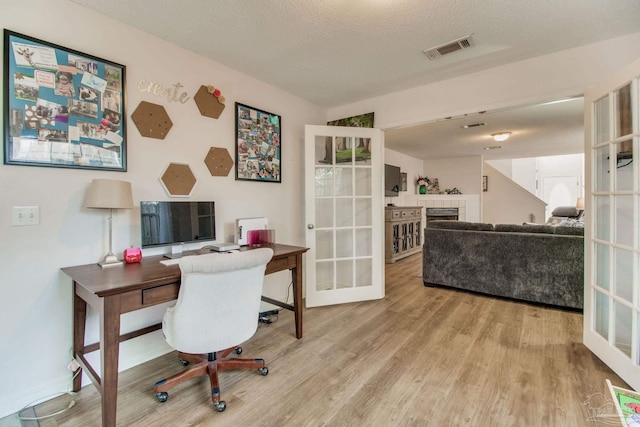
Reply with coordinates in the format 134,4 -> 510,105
259,367 -> 269,376
215,401 -> 226,412
235,346 -> 242,355
156,392 -> 168,402
179,358 -> 189,366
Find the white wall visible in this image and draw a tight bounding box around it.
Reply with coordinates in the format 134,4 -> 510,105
488,154 -> 585,219
423,156 -> 484,195
0,0 -> 326,417
511,158 -> 538,195
482,164 -> 546,224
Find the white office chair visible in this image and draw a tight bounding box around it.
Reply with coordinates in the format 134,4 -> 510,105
153,248 -> 274,412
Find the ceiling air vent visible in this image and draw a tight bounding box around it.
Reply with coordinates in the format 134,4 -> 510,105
423,34 -> 474,60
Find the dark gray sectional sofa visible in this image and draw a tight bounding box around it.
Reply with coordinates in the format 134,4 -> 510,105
422,220 -> 584,309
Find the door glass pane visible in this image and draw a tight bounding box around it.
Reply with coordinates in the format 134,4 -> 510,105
595,195 -> 610,241
615,140 -> 633,191
595,290 -> 609,340
315,136 -> 334,165
355,199 -> 372,227
355,228 -> 372,257
315,198 -> 333,228
354,137 -> 372,165
614,195 -> 633,246
356,259 -> 373,287
614,301 -> 632,358
315,167 -> 333,197
336,260 -> 353,289
335,168 -> 353,196
335,137 -> 353,165
615,83 -> 632,138
316,261 -> 334,291
595,146 -> 610,192
595,242 -> 610,291
316,230 -> 333,260
614,248 -> 633,303
336,229 -> 353,258
355,168 -> 371,196
336,199 -> 353,227
594,95 -> 610,144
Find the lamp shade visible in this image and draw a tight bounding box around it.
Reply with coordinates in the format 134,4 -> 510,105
576,197 -> 585,210
84,179 -> 133,209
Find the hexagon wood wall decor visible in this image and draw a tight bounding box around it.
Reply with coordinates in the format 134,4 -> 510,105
159,162 -> 197,197
193,85 -> 225,119
131,101 -> 173,139
204,147 -> 233,176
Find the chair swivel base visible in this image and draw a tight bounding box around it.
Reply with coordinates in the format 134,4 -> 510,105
153,346 -> 268,412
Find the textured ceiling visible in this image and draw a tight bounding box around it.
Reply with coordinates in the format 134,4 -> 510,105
68,0 -> 639,160
70,0 -> 640,108
385,97 -> 585,160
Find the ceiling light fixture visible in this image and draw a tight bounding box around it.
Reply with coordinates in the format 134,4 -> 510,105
491,132 -> 512,142
461,122 -> 486,129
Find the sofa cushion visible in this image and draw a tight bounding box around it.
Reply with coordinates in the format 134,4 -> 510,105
427,220 -> 494,231
551,206 -> 579,217
494,223 -> 556,234
554,226 -> 585,236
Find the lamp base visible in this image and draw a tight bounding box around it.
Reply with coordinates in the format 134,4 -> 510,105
98,253 -> 123,268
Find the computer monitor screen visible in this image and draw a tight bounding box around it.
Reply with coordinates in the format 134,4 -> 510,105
140,201 -> 215,248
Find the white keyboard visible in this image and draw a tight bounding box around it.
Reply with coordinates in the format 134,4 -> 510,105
159,258 -> 181,266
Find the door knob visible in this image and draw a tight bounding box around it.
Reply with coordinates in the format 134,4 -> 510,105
307,224 -> 314,229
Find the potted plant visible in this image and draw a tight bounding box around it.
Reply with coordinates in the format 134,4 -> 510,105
416,176 -> 427,194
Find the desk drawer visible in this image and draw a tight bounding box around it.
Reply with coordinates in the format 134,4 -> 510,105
265,255 -> 295,274
119,283 -> 179,313
143,283 -> 179,305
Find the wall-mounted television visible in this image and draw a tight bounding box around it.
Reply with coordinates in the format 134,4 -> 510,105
385,164 -> 401,197
140,201 -> 216,248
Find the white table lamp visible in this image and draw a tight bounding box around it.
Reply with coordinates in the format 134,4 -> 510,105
84,179 -> 133,267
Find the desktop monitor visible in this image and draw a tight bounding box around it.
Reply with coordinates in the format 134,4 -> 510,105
140,201 -> 216,248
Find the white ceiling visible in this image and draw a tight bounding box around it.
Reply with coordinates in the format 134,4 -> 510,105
70,0 -> 640,160
385,96 -> 585,160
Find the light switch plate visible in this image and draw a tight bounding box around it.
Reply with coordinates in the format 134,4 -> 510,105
12,206 -> 40,226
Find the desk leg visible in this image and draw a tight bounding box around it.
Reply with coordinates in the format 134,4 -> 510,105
100,296 -> 121,427
292,254 -> 303,339
72,284 -> 86,392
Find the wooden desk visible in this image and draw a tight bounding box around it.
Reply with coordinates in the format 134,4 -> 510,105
61,243 -> 308,427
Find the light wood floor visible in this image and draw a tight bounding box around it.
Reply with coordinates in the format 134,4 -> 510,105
36,254 -> 627,426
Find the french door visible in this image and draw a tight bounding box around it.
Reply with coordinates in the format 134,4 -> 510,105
584,57 -> 640,390
304,125 -> 384,307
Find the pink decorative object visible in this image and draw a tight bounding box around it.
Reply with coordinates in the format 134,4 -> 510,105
246,229 -> 275,245
123,247 -> 142,263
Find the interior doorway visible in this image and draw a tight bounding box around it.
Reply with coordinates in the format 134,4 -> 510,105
542,176 -> 579,220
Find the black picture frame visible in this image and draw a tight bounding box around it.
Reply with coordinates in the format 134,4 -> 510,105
482,175 -> 488,192
235,102 -> 281,182
3,30 -> 126,171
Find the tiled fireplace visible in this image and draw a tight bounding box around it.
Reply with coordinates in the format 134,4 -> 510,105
413,195 -> 480,224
